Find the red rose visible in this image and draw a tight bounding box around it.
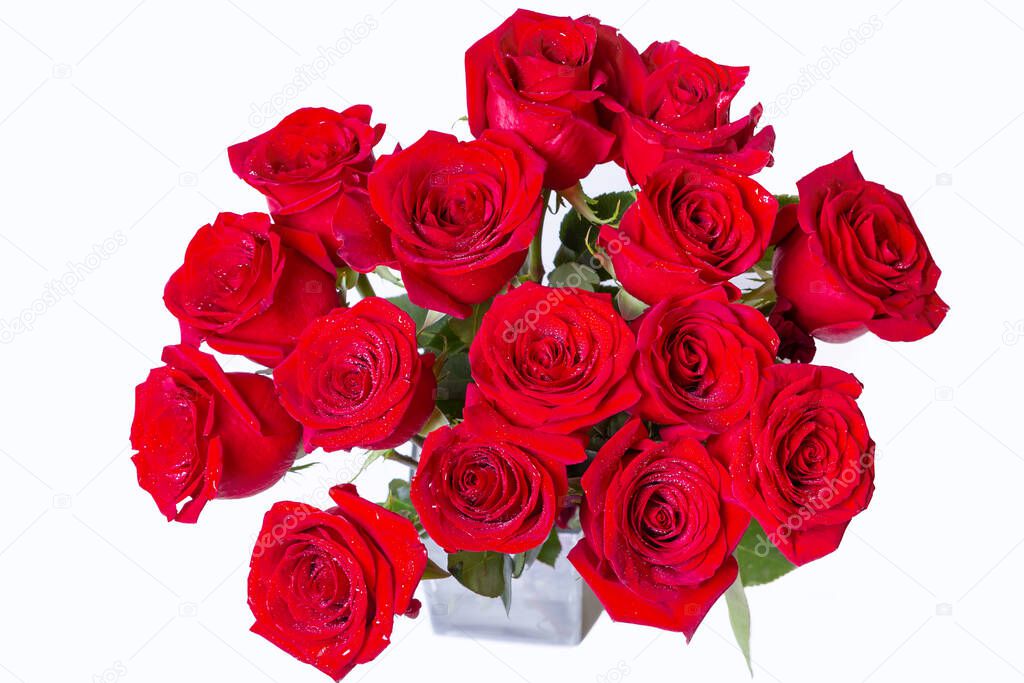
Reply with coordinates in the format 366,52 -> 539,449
709,363 -> 875,565
468,282 -> 640,435
632,289 -> 778,438
601,159 -> 777,305
163,212 -> 338,367
773,153 -> 948,342
466,9 -> 634,189
248,484 -> 426,680
228,106 -> 385,270
604,41 -> 775,184
130,344 -> 300,523
569,418 -> 749,639
367,130 -> 545,317
274,298 -> 436,452
410,400 -> 585,554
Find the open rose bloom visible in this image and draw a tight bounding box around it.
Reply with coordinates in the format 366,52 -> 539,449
127,7 -> 946,680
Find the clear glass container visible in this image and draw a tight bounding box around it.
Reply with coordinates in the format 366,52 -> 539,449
422,531 -> 603,645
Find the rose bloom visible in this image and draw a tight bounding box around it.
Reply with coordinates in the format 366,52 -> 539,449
274,298 -> 436,453
130,344 -> 300,523
601,159 -> 777,305
468,282 -> 640,435
248,484 -> 426,680
410,400 -> 585,554
709,363 -> 875,565
163,212 -> 338,367
773,152 -> 948,342
603,40 -> 775,184
632,289 -> 778,437
228,106 -> 385,270
367,130 -> 546,317
569,418 -> 749,639
465,9 -> 635,189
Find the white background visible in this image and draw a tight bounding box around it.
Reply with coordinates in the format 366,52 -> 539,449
0,1 -> 1020,681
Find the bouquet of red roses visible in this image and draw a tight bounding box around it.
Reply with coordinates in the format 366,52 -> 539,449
129,8 -> 947,680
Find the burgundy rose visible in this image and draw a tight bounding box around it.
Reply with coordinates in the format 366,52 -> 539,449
604,40 -> 775,184
773,152 -> 948,342
163,212 -> 338,367
248,484 -> 426,680
632,289 -> 779,437
466,9 -> 635,189
601,159 -> 777,305
367,130 -> 546,317
468,282 -> 640,436
709,363 -> 875,565
569,418 -> 749,639
228,106 -> 385,270
130,344 -> 300,523
274,298 -> 436,453
410,399 -> 585,554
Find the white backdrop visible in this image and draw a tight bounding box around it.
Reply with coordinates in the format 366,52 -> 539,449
1,1 -> 1021,681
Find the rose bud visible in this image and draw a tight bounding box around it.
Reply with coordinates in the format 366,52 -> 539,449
367,129 -> 546,318
468,282 -> 641,436
768,298 -> 816,363
228,106 -> 386,270
632,289 -> 779,438
163,212 -> 338,368
603,41 -> 775,184
601,159 -> 777,305
130,344 -> 301,523
410,400 -> 586,554
773,152 -> 948,342
569,418 -> 749,640
465,9 -> 636,189
273,298 -> 436,453
248,484 -> 426,680
709,363 -> 875,565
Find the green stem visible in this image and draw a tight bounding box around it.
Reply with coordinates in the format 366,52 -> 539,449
528,225 -> 545,283
528,190 -> 549,283
739,277 -> 776,311
355,273 -> 376,299
384,451 -> 419,468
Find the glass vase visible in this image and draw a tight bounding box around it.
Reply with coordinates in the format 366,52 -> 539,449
422,531 -> 602,646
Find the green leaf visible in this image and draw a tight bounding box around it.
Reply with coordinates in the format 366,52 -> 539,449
422,558 -> 450,580
775,193 -> 799,207
287,461 -> 320,473
447,551 -> 508,599
447,301 -> 490,346
559,191 -> 635,250
753,245 -> 775,274
418,406 -> 449,437
434,352 -> 472,420
725,576 -> 753,675
557,190 -> 636,280
347,449 -> 390,482
536,526 -> 562,567
374,266 -> 404,287
386,294 -> 430,329
614,288 -> 649,321
547,262 -> 600,291
511,552 -> 528,579
381,478 -> 422,534
501,554 -> 513,615
734,519 -> 796,587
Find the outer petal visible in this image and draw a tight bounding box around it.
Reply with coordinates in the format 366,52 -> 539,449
328,484 -> 427,614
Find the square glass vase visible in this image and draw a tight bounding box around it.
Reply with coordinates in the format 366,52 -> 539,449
422,531 -> 602,646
